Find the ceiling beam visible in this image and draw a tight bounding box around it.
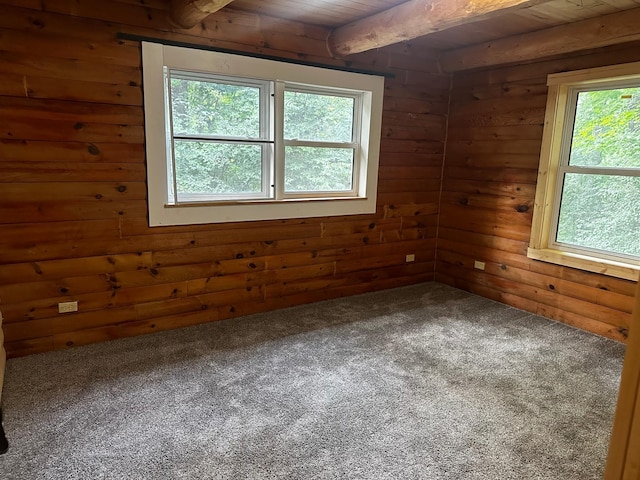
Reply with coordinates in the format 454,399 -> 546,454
440,7 -> 640,72
326,0 -> 553,57
168,0 -> 236,29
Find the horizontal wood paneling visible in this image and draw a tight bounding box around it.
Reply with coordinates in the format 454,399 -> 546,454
3,0 -> 637,358
0,1 -> 448,357
436,43 -> 640,342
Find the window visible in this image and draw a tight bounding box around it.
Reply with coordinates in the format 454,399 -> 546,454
529,62 -> 640,281
142,42 -> 384,226
168,73 -> 272,203
282,87 -> 361,196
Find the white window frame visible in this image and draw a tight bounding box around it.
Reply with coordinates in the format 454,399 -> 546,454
142,42 -> 384,226
281,84 -> 363,199
166,71 -> 274,203
528,62 -> 640,281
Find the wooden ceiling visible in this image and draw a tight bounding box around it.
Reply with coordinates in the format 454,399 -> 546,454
416,0 -> 640,50
228,0 -> 409,27
230,0 -> 639,31
165,0 -> 640,71
221,0 -> 640,51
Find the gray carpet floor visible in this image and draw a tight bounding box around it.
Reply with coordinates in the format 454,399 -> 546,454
0,283 -> 625,479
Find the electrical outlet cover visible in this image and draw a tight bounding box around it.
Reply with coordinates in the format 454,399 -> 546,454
58,301 -> 78,314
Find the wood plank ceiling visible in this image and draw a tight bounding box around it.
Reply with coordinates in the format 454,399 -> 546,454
176,0 -> 640,54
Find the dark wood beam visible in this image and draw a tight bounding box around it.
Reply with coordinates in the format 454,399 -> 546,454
169,0 -> 236,29
326,0 -> 553,57
440,7 -> 640,72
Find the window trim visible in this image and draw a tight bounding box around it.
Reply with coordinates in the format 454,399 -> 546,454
141,42 -> 384,226
528,61 -> 640,281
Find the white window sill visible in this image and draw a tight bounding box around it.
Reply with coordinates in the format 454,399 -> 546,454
150,196 -> 377,226
527,247 -> 640,281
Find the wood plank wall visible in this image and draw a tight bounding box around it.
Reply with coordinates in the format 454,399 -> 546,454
436,43 -> 640,342
0,1 -> 450,357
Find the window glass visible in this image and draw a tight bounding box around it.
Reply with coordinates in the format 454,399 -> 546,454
284,90 -> 355,143
173,141 -> 265,201
556,173 -> 640,257
170,75 -> 263,139
568,87 -> 640,168
284,147 -> 354,192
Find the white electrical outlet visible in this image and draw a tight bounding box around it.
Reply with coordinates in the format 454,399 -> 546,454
58,301 -> 78,314
405,254 -> 416,263
474,260 -> 486,270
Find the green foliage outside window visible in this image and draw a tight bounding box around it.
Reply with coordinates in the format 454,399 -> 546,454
173,141 -> 263,195
556,87 -> 640,258
168,75 -> 358,198
171,77 -> 261,138
170,77 -> 264,197
284,91 -> 355,192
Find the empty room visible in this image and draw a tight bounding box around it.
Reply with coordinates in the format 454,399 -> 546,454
0,0 -> 639,478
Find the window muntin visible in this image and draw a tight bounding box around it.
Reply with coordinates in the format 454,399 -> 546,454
550,83 -> 640,263
141,42 -> 384,226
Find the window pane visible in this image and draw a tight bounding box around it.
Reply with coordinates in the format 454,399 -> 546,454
173,140 -> 264,200
170,77 -> 261,138
556,173 -> 640,257
284,147 -> 354,192
284,91 -> 354,142
569,87 -> 640,168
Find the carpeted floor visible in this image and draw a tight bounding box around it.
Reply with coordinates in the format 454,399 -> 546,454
0,283 -> 625,479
